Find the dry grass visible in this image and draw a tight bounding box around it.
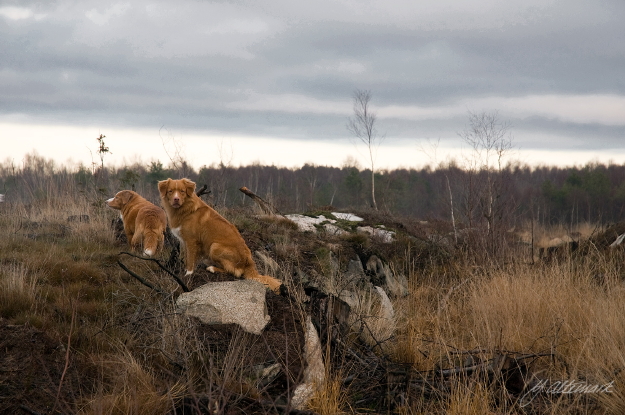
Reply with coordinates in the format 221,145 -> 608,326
82,348 -> 185,415
308,370 -> 350,415
2,161 -> 625,414
0,263 -> 40,320
391,248 -> 625,414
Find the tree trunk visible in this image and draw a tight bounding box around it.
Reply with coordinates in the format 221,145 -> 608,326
371,168 -> 378,210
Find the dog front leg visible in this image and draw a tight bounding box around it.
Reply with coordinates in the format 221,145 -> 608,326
184,243 -> 198,276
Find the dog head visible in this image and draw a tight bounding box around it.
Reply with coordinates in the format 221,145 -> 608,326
158,178 -> 196,209
106,190 -> 135,210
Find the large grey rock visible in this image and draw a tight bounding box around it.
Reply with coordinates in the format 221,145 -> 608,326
339,286 -> 396,351
345,258 -> 369,287
366,255 -> 409,297
176,280 -> 270,335
357,225 -> 395,243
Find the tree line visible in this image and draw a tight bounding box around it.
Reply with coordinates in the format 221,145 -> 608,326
2,152 -> 625,230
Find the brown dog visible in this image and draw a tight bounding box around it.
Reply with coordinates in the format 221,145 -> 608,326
158,178 -> 282,293
106,190 -> 167,257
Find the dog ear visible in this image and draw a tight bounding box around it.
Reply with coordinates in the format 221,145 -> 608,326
157,179 -> 171,197
120,191 -> 134,204
182,178 -> 196,197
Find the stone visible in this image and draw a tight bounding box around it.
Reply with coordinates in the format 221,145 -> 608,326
357,225 -> 395,243
366,255 -> 408,297
176,280 -> 270,335
291,316 -> 325,409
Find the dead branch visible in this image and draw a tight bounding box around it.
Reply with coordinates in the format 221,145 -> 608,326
239,186 -> 281,215
119,251 -> 190,292
196,184 -> 211,198
117,259 -> 167,296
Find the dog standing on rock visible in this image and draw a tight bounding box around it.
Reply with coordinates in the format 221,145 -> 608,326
106,190 -> 167,257
158,178 -> 282,293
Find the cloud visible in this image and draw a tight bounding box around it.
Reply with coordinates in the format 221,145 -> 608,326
226,92 -> 351,115
71,1 -> 283,59
0,0 -> 623,163
378,94 -> 625,126
0,6 -> 45,20
85,4 -> 130,26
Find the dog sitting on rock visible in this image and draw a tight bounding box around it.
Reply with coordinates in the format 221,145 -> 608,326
158,178 -> 282,293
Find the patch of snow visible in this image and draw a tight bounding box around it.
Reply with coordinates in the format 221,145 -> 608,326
332,212 -> 363,222
285,214 -> 335,232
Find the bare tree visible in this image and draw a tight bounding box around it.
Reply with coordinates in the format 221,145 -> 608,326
459,110 -> 514,253
419,138 -> 458,244
347,89 -> 383,210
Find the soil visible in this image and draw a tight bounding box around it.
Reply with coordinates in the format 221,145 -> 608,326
0,320 -> 84,415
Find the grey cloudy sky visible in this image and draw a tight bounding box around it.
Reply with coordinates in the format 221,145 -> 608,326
1,0 -> 624,169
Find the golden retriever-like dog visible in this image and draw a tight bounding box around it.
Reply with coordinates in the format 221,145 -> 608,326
106,190 -> 167,257
158,178 -> 282,293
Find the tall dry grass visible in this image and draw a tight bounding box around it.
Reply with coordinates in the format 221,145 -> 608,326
2,156 -> 625,414
392,246 -> 625,414
0,263 -> 41,320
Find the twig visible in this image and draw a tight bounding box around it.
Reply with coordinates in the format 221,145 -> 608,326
117,259 -> 167,295
52,301 -> 76,413
119,251 -> 189,292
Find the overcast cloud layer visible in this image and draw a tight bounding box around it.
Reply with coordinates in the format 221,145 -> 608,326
1,0 -> 624,166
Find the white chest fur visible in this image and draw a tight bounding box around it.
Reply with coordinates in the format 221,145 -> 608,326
171,226 -> 184,247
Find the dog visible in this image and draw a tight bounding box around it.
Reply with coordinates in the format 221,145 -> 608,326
158,178 -> 282,293
106,190 -> 168,257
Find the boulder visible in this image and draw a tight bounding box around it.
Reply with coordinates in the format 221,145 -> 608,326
366,255 -> 409,297
357,225 -> 395,243
344,258 -> 369,288
339,286 -> 396,351
176,280 -> 270,335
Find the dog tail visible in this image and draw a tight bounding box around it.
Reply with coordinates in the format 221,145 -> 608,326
142,229 -> 163,257
245,266 -> 283,294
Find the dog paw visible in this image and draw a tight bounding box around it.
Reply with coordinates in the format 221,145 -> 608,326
184,270 -> 194,276
143,249 -> 154,257
207,266 -> 216,273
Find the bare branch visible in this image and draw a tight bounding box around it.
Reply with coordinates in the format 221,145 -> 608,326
195,184 -> 211,198
239,186 -> 281,216
117,259 -> 168,295
119,251 -> 190,292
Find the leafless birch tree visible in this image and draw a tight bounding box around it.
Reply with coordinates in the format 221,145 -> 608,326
347,89 -> 383,210
459,110 -> 514,253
